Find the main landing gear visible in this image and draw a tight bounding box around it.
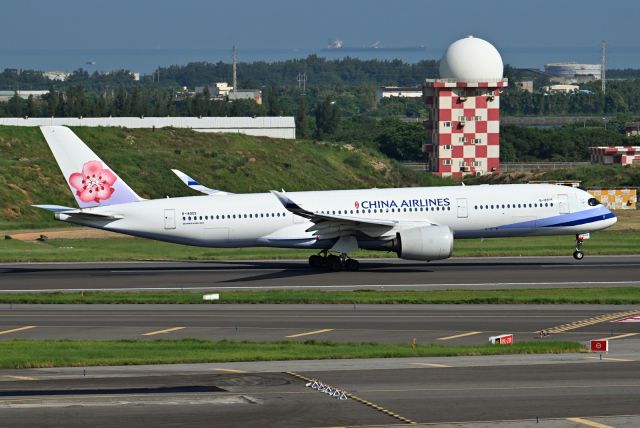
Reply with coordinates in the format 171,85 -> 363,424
573,233 -> 586,260
308,252 -> 360,271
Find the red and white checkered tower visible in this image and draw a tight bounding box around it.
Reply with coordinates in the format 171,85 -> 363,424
423,36 -> 508,178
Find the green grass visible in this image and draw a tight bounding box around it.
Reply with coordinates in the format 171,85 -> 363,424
2,288 -> 639,305
0,339 -> 585,369
0,125 -> 450,227
0,230 -> 637,262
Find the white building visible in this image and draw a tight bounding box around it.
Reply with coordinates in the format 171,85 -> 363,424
0,116 -> 296,139
375,86 -> 423,103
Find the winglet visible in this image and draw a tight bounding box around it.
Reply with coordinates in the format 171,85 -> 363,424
271,190 -> 303,211
171,169 -> 231,196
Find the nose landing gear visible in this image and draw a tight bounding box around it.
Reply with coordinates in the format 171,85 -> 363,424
573,233 -> 587,260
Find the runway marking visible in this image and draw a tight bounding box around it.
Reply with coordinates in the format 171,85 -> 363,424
4,280 -> 640,293
4,376 -> 35,381
212,368 -> 248,374
141,327 -> 185,336
538,310 -> 640,335
361,383 -> 640,393
436,331 -> 482,341
410,363 -> 451,368
585,356 -> 634,362
286,371 -> 416,425
286,328 -> 334,338
0,326 -> 36,335
566,417 -> 614,428
596,332 -> 639,341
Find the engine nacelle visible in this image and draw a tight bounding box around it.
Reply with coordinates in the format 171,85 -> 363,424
396,225 -> 454,261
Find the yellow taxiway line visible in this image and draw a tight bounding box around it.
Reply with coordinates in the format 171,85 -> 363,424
142,327 -> 185,336
5,376 -> 36,381
566,417 -> 614,428
286,328 -> 334,338
212,368 -> 248,374
0,326 -> 36,335
437,331 -> 483,341
410,363 -> 452,368
596,332 -> 639,341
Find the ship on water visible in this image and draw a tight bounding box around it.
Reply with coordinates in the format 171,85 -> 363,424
322,38 -> 426,52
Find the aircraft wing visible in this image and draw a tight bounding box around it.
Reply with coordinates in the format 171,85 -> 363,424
271,191 -> 436,239
171,169 -> 232,196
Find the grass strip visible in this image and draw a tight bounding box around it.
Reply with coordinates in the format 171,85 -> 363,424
0,229 -> 639,262
0,339 -> 585,369
2,288 -> 640,305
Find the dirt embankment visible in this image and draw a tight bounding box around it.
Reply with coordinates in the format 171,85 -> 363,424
5,228 -> 131,241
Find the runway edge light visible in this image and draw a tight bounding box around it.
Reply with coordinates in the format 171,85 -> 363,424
489,334 -> 513,345
590,339 -> 608,353
203,293 -> 220,301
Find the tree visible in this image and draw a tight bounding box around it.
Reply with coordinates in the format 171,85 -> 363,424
26,95 -> 38,117
8,91 -> 22,117
375,118 -> 426,161
314,96 -> 339,139
47,84 -> 58,117
295,98 -> 309,138
267,86 -> 279,116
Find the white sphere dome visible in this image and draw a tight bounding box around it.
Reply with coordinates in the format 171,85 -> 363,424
439,36 -> 503,81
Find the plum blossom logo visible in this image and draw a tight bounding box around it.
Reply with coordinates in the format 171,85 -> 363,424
354,201 -> 360,209
69,160 -> 117,203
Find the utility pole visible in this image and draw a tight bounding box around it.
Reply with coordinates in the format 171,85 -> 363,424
232,46 -> 237,95
296,73 -> 307,94
601,40 -> 606,96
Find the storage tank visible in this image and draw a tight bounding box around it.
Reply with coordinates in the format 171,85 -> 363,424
544,62 -> 602,79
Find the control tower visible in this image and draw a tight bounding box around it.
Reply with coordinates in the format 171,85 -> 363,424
423,36 -> 508,178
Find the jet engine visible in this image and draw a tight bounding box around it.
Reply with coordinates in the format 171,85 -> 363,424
396,225 -> 454,261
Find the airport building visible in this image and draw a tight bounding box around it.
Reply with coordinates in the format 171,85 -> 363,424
375,86 -> 423,102
422,36 -> 508,178
590,146 -> 640,166
544,62 -> 602,80
0,116 -> 296,139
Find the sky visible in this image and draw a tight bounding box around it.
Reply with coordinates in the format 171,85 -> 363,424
0,0 -> 638,51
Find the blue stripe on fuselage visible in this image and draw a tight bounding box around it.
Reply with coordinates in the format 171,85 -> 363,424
494,206 -> 613,230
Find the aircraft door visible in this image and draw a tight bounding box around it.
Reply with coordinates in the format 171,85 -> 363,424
164,209 -> 176,230
558,194 -> 570,214
456,198 -> 468,218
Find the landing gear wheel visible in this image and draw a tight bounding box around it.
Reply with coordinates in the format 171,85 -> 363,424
345,259 -> 360,271
573,234 -> 586,261
326,255 -> 342,271
308,255 -> 325,268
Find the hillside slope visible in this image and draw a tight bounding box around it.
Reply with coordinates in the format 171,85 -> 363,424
0,126 -> 451,228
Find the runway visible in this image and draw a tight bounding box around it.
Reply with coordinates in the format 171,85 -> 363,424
1,255 -> 640,291
1,304 -> 639,345
1,256 -> 639,427
1,358 -> 639,427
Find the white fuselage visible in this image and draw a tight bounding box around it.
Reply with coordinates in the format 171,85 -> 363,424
56,183 -> 617,253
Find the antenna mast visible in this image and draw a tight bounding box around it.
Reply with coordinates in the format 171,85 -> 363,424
601,40 -> 606,96
296,72 -> 307,94
232,46 -> 237,95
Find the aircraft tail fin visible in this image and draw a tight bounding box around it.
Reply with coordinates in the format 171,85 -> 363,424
40,126 -> 142,208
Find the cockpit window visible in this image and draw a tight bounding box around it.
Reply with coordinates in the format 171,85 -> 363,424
587,197 -> 601,206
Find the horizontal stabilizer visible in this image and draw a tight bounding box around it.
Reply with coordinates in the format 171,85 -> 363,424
171,169 -> 232,196
32,204 -> 76,213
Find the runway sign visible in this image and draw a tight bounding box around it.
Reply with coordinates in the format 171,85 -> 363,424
590,339 -> 608,352
489,334 -> 513,345
614,316 -> 640,323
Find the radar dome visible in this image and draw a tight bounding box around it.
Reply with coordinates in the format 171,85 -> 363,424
439,36 -> 503,81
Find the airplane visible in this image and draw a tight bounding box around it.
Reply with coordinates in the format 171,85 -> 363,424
34,126 -> 617,271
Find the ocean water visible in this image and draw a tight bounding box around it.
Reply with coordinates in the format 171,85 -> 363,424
0,46 -> 638,74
